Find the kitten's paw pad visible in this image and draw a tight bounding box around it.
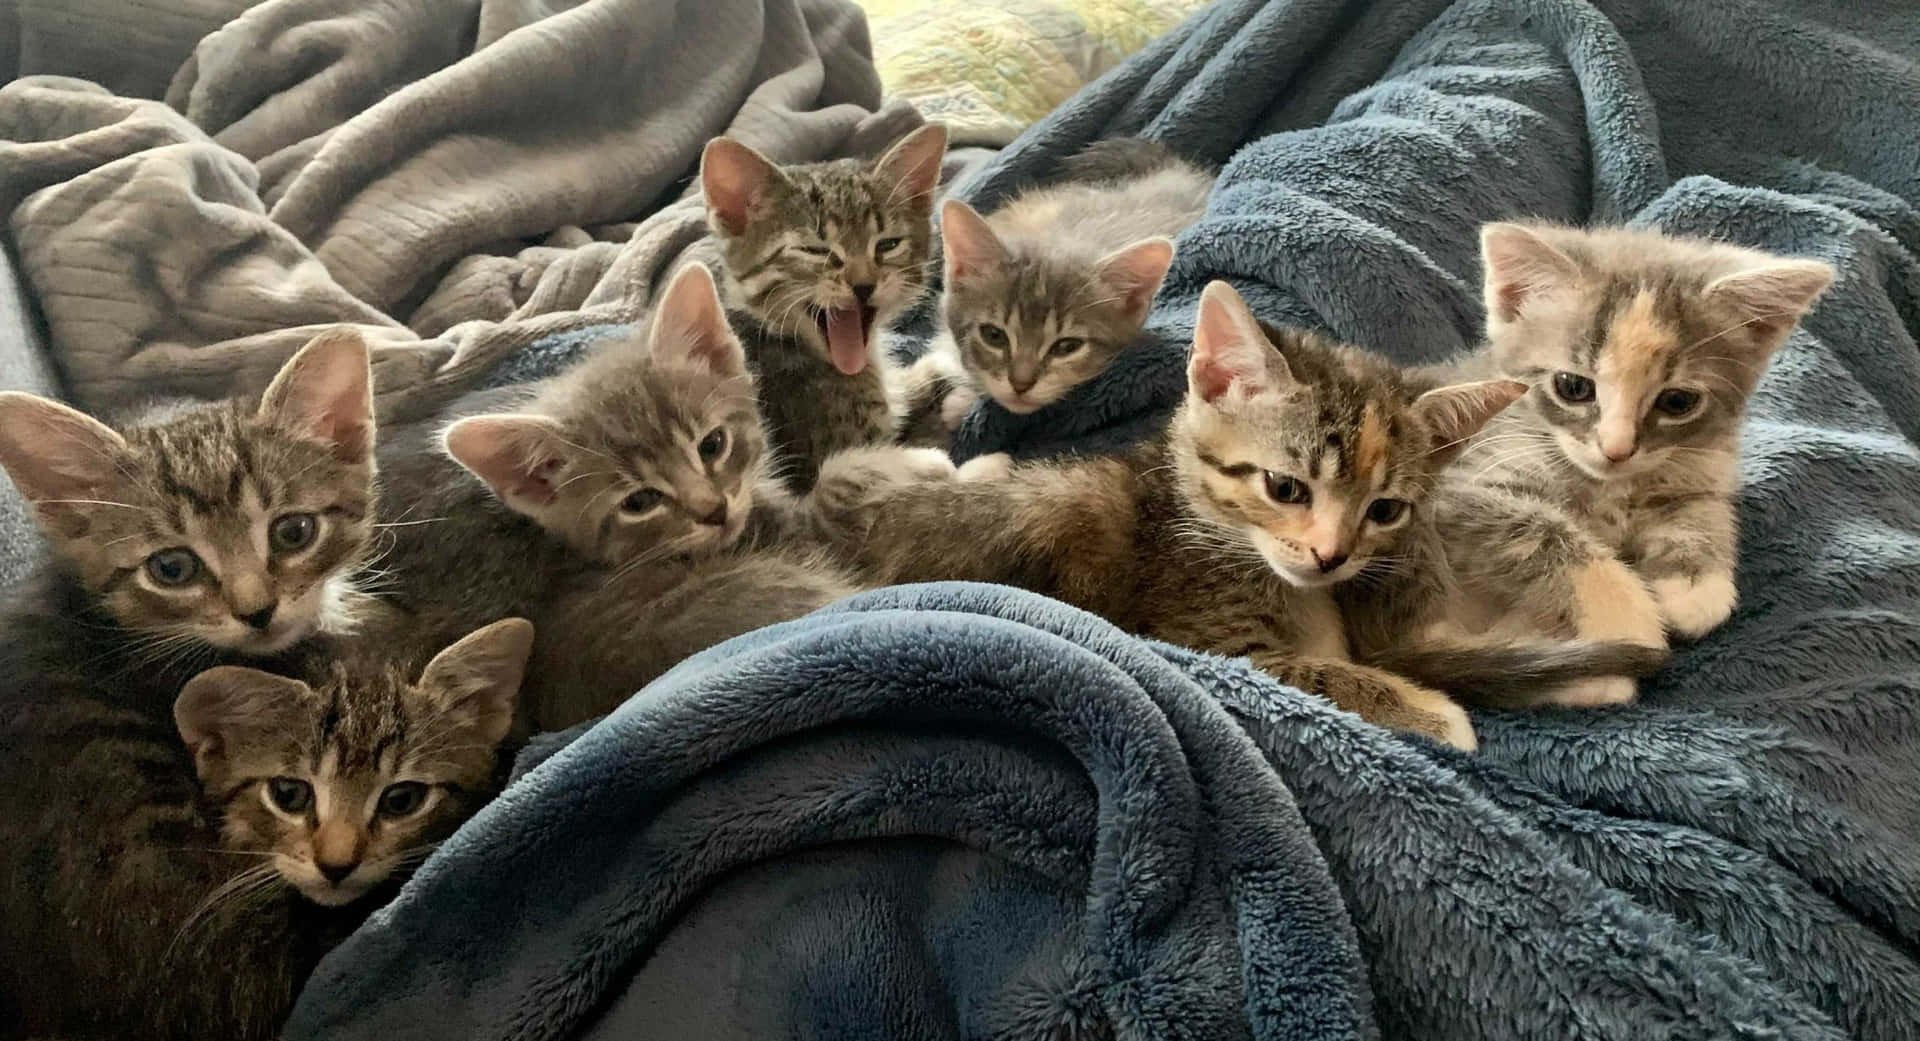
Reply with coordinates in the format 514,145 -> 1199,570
1571,558 -> 1667,649
1651,571 -> 1737,639
1543,676 -> 1639,708
957,453 -> 1013,482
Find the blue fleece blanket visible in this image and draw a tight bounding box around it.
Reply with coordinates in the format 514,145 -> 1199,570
288,0 -> 1920,1037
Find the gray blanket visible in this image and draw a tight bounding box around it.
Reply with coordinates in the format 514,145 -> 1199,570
0,0 -> 918,421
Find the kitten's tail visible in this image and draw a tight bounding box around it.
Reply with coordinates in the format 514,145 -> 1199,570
1366,639 -> 1669,710
1048,137 -> 1217,185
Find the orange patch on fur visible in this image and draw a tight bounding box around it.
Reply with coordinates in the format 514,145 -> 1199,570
1353,401 -> 1390,483
1597,289 -> 1674,394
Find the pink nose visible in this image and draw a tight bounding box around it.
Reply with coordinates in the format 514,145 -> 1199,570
1601,441 -> 1636,463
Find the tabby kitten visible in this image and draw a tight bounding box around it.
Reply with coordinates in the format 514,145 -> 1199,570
701,124 -> 948,490
1421,223 -> 1834,694
176,618 -> 531,909
807,281 -> 1540,750
0,331 -> 379,1039
909,140 -> 1212,426
378,264 -> 859,731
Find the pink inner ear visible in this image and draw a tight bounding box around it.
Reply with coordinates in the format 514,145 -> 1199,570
1191,355 -> 1242,403
511,457 -> 563,505
702,141 -> 776,236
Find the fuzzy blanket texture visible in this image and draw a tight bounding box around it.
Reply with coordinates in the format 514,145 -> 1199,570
284,0 -> 1920,1039
0,0 -> 922,421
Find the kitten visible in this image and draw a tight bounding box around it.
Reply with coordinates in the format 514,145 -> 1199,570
176,618 -> 531,909
701,124 -> 949,490
908,139 -> 1212,426
807,281 -> 1545,750
1417,222 -> 1834,700
378,264 -> 859,731
0,331 -> 379,1039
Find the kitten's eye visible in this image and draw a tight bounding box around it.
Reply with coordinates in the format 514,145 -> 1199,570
977,324 -> 1009,349
1047,337 -> 1084,359
1551,372 -> 1596,404
1262,472 -> 1311,505
1366,498 -> 1409,526
269,512 -> 318,553
698,428 -> 728,462
144,548 -> 202,588
1654,387 -> 1703,418
621,488 -> 666,514
794,244 -> 832,258
874,237 -> 904,257
267,778 -> 313,814
377,782 -> 429,820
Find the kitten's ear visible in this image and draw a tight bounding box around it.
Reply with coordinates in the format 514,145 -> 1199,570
701,138 -> 787,237
649,263 -> 746,378
175,666 -> 313,775
1704,259 -> 1835,343
1095,237 -> 1176,325
258,328 -> 374,465
417,618 -> 535,747
940,199 -> 1006,284
872,123 -> 948,211
1413,379 -> 1529,467
0,392 -> 132,534
1480,222 -> 1582,323
443,414 -> 575,510
1189,281 -> 1292,403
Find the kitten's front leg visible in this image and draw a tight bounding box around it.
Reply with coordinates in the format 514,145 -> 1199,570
1251,652 -> 1478,751
807,445 -> 958,541
895,342 -> 978,447
1627,495 -> 1739,640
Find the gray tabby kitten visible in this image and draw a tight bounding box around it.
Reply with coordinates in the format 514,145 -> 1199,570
909,140 -> 1211,426
0,332 -> 379,1039
807,281 -> 1545,750
381,264 -> 858,731
1415,223 -> 1834,704
700,124 -> 948,490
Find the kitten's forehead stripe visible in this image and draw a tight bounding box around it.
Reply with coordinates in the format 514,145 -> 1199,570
1353,402 -> 1389,484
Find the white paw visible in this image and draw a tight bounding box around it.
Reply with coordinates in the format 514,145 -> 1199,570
896,447 -> 960,480
956,452 -> 1013,482
939,382 -> 979,432
1651,571 -> 1737,640
1432,698 -> 1479,752
1541,676 -> 1639,708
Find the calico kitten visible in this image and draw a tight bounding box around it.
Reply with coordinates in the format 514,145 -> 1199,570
1418,223 -> 1834,700
377,264 -> 859,731
701,124 -> 949,490
176,618 -> 531,909
0,331 -> 379,1039
807,281 -> 1543,750
908,140 -> 1212,427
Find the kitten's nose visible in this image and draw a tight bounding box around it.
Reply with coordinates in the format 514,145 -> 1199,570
1311,550 -> 1348,574
850,283 -> 875,306
238,604 -> 277,631
1600,440 -> 1637,463
316,858 -> 359,885
1008,373 -> 1037,395
697,502 -> 728,527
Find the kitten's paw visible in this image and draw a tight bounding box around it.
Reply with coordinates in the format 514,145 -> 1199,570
1398,682 -> 1478,752
1542,675 -> 1639,708
939,382 -> 980,432
1571,557 -> 1667,650
1650,571 -> 1737,640
956,453 -> 1013,482
895,447 -> 961,480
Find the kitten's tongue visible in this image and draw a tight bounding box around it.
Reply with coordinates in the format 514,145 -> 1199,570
824,307 -> 869,375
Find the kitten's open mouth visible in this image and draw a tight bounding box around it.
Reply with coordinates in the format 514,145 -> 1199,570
816,304 -> 877,376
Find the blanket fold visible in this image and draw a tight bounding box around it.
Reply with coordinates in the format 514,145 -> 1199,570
0,0 -> 916,418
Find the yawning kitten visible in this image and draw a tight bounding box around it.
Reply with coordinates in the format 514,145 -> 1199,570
0,331 -> 380,1039
908,139 -> 1211,428
701,124 -> 948,489
1424,222 -> 1834,696
807,281 -> 1549,750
